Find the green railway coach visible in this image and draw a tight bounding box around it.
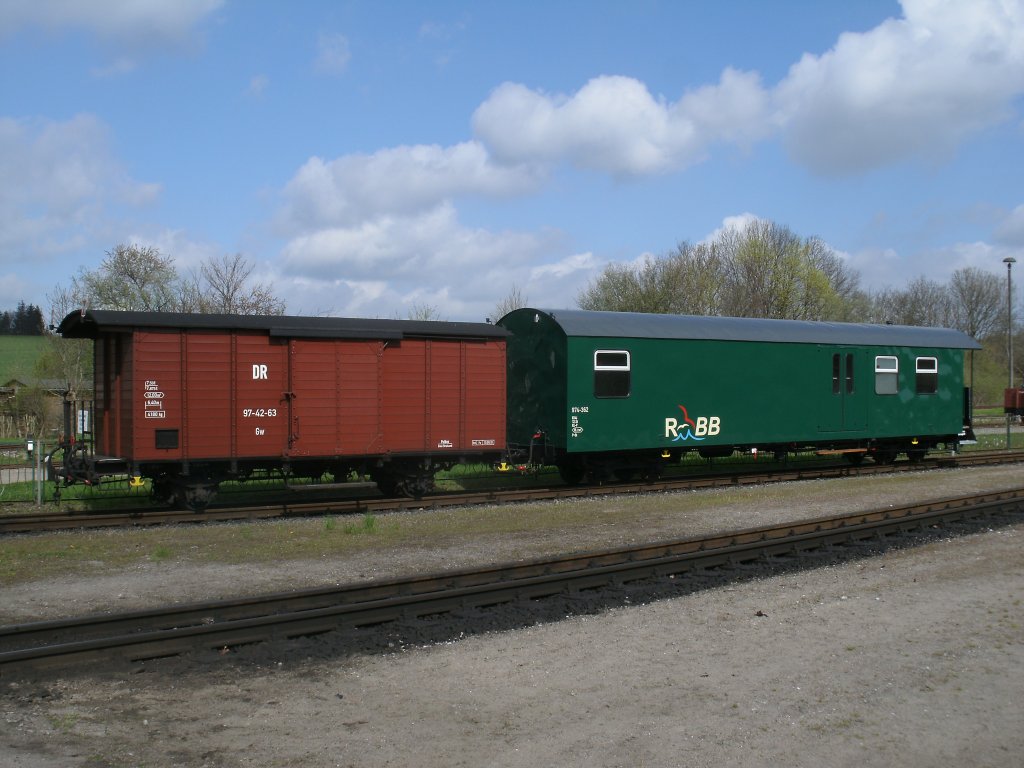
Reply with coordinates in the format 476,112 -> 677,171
498,308 -> 981,483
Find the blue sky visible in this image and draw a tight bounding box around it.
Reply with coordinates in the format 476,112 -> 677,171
2,0 -> 1023,322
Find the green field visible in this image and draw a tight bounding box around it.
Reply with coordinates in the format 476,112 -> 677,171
0,335 -> 48,383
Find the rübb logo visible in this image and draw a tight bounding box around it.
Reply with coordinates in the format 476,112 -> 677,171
665,404 -> 721,442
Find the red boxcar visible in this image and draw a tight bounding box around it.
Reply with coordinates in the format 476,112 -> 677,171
56,310 -> 507,508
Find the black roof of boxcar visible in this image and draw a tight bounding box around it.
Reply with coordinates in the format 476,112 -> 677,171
521,309 -> 982,349
57,309 -> 508,341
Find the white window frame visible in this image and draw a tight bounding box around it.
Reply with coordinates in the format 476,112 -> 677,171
916,356 -> 938,394
594,350 -> 631,371
593,350 -> 631,398
874,355 -> 899,395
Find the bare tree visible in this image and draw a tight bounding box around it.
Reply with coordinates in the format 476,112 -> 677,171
47,284 -> 80,327
404,303 -> 443,321
493,284 -> 529,321
948,267 -> 1003,338
197,254 -> 285,315
892,277 -> 953,327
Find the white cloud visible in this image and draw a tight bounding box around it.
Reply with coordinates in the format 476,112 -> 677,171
279,141 -> 543,232
268,0 -> 1024,318
529,252 -> 599,281
314,31 -> 351,75
846,239 -> 1021,292
0,0 -> 223,46
131,229 -> 222,271
281,203 -> 538,281
775,0 -> 1024,174
274,136 -> 571,318
995,204 -> 1024,245
0,114 -> 160,262
0,0 -> 223,74
472,1 -> 1024,178
473,71 -> 770,177
274,201 -> 598,320
699,212 -> 764,245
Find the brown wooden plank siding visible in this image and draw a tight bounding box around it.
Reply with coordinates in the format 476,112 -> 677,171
463,341 -> 506,450
184,332 -> 231,458
337,340 -> 384,456
92,321 -> 505,467
287,338 -> 342,456
427,342 -> 462,451
381,341 -> 427,452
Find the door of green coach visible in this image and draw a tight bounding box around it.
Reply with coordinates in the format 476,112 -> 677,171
818,348 -> 868,433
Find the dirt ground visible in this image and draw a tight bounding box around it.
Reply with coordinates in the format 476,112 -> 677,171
2,466 -> 1023,767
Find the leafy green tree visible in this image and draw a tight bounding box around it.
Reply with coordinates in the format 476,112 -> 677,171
577,256 -> 678,313
578,220 -> 856,321
578,241 -> 727,315
72,244 -> 180,311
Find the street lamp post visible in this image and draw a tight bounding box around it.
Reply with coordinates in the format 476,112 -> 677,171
1005,256 -> 1016,449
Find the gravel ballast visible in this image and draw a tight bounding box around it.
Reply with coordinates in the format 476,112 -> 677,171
2,465 -> 1022,767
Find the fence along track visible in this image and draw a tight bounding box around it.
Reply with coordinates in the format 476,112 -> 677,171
1,487 -> 1022,677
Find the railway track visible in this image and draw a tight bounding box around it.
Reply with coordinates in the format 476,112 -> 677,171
2,449 -> 1023,535
2,486 -> 1022,677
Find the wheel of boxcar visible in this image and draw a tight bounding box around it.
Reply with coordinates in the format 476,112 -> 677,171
403,473 -> 435,500
557,459 -> 586,486
613,469 -> 635,482
182,482 -> 218,512
844,453 -> 865,466
152,475 -> 177,507
370,467 -> 435,499
907,448 -> 927,463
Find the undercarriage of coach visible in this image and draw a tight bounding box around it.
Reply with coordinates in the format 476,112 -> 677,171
507,433 -> 964,487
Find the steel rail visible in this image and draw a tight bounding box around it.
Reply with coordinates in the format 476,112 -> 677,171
2,449 -> 1022,535
1,487 -> 1021,677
